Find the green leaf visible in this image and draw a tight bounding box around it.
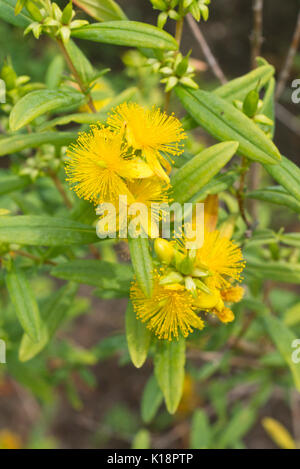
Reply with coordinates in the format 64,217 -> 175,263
73,0 -> 127,21
72,21 -> 178,50
5,262 -> 43,342
181,63 -> 275,130
131,429 -> 151,450
263,313 -> 300,391
0,0 -> 31,27
190,410 -> 212,449
51,259 -> 133,291
284,302 -> 300,327
247,186 -> 300,214
245,256 -> 300,284
215,63 -> 275,101
279,233 -> 300,248
38,87 -> 137,131
9,89 -> 84,131
0,132 -> 77,156
0,216 -> 99,246
171,142 -> 238,204
45,55 -> 65,89
128,236 -> 153,297
175,86 -> 281,165
19,283 -> 78,362
265,156 -> 300,203
64,39 -> 95,86
154,337 -> 185,414
125,300 -> 151,368
217,406 -> 257,448
141,375 -> 163,423
0,175 -> 31,196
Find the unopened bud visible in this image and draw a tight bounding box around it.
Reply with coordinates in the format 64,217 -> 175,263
154,238 -> 174,264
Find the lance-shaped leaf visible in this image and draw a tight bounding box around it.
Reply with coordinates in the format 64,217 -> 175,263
154,337 -> 185,414
0,132 -> 77,156
0,216 -> 99,246
64,39 -> 95,86
51,259 -> 133,292
0,0 -> 31,27
73,0 -> 127,21
247,186 -> 300,214
9,89 -> 84,131
128,236 -> 153,297
181,63 -> 275,131
215,63 -> 275,101
5,262 -> 44,342
175,86 -> 281,165
125,300 -> 151,369
171,141 -> 239,204
0,175 -> 31,196
279,233 -> 300,249
245,255 -> 300,284
39,87 -> 137,131
19,282 -> 78,362
265,156 -> 300,202
190,410 -> 212,449
263,313 -> 300,392
141,375 -> 163,423
72,21 -> 178,50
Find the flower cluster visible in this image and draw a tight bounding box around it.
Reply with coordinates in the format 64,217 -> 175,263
66,102 -> 245,342
65,103 -> 186,234
131,230 -> 245,341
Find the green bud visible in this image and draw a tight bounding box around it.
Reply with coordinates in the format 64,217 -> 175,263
164,76 -> 178,92
243,89 -> 259,118
151,0 -> 167,10
60,26 -> 71,44
189,2 -> 200,21
179,76 -> 198,89
183,0 -> 194,9
62,1 -> 74,25
253,114 -> 274,126
199,4 -> 209,21
175,52 -> 191,77
160,271 -> 184,285
157,11 -> 168,29
1,59 -> 17,90
185,276 -> 197,297
168,9 -> 181,20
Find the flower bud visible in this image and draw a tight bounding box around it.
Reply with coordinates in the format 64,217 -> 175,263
154,238 -> 174,264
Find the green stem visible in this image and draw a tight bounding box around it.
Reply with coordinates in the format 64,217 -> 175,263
56,39 -> 97,114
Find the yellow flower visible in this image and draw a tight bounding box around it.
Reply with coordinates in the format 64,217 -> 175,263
130,272 -> 204,341
214,306 -> 235,324
197,230 -> 245,288
65,125 -> 153,204
96,177 -> 169,237
221,285 -> 244,303
176,229 -> 245,289
107,103 -> 186,182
